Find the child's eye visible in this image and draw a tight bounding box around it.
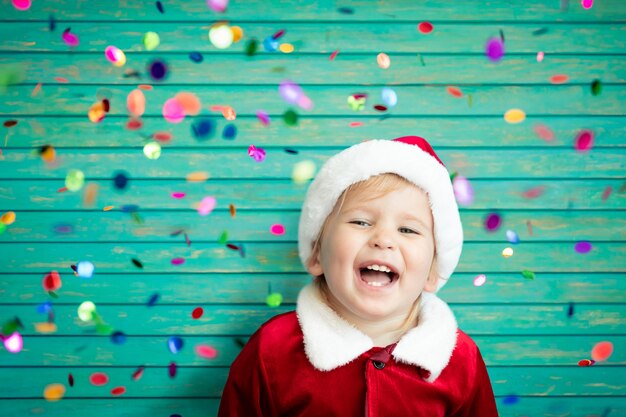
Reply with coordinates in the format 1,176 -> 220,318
350,220 -> 370,227
399,227 -> 418,234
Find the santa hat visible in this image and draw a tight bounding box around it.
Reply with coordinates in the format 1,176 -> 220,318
297,136 -> 463,291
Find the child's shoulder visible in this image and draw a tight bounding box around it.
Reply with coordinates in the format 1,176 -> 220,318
451,328 -> 482,363
246,311 -> 303,353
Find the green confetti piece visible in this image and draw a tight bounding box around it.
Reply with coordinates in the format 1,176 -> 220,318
266,292 -> 283,308
591,79 -> 602,96
283,109 -> 298,126
245,38 -> 258,56
48,291 -> 59,299
2,317 -> 22,336
521,270 -> 535,280
218,231 -> 228,245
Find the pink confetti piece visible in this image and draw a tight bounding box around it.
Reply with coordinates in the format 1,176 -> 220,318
62,30 -> 79,47
484,213 -> 502,232
248,145 -> 267,162
473,274 -> 486,287
171,257 -> 185,265
349,122 -> 363,127
522,186 -> 545,199
270,224 -> 285,235
169,362 -> 177,378
533,124 -> 554,142
581,0 -> 593,9
574,130 -> 594,152
329,49 -> 339,60
256,111 -> 270,126
591,341 -> 613,361
452,175 -> 474,206
536,51 -> 544,62
198,196 -> 216,216
89,372 -> 109,386
602,186 -> 612,201
171,192 -> 186,199
195,344 -> 218,359
12,0 -> 32,10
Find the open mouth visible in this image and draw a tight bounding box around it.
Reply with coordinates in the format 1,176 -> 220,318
357,264 -> 399,287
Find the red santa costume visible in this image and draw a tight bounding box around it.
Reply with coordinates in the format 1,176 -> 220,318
218,137 -> 499,417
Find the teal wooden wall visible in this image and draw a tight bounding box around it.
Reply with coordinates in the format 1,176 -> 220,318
1,0 -> 625,416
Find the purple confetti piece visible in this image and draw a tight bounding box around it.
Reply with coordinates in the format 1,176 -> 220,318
574,241 -> 592,253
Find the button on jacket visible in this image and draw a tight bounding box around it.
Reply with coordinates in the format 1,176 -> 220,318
218,284 -> 498,417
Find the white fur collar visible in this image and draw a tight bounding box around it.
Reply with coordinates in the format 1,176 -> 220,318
296,284 -> 458,382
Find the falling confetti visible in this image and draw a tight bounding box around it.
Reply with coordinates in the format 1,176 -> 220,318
76,261 -> 95,278
169,362 -> 177,378
591,79 -> 602,95
43,384 -> 66,401
591,341 -> 613,362
143,142 -> 162,159
452,175 -> 474,206
132,366 -> 145,381
381,88 -> 397,107
574,129 -> 594,152
501,247 -> 514,258
168,337 -> 184,354
68,374 -> 74,387
473,274 -> 486,287
198,196 -> 217,216
377,53 -> 391,69
266,292 -> 283,307
111,386 -> 126,396
574,241 -> 592,253
111,331 -> 126,345
62,28 -> 79,47
3,332 -> 23,353
270,224 -> 285,236
484,213 -> 502,231
505,230 -> 520,244
447,86 -> 463,98
12,0 -> 32,10
132,258 -> 144,268
156,1 -> 164,13
329,49 -> 339,60
171,257 -> 185,265
143,31 -> 160,50
209,24 -> 234,49
581,0 -> 593,9
292,160 -> 316,184
77,301 -> 96,321
248,145 -> 267,162
0,211 -> 16,225
42,271 -> 62,292
417,22 -> 433,34
549,74 -> 569,84
533,124 -> 554,142
89,372 -> 109,386
196,344 -> 219,359
578,359 -> 595,366
521,270 -> 535,280
104,46 -> 126,66
192,307 -> 204,319
147,293 -> 159,306
504,108 -> 526,124
485,37 -> 504,62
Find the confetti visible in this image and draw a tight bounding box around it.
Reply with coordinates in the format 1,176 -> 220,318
192,118 -> 216,140
43,383 -> 65,401
175,92 -> 201,116
111,386 -> 126,396
567,302 -> 575,317
229,204 -> 236,217
263,36 -> 279,52
377,53 -> 391,69
578,358 -> 595,366
373,104 -> 387,112
111,331 -> 126,345
574,241 -> 592,253
502,395 -> 519,405
163,98 -> 185,123
581,0 -> 593,9
62,28 -> 79,47
473,274 -> 486,287
484,213 -> 502,231
0,211 -> 16,225
447,86 -> 463,98
452,175 -> 474,206
522,186 -> 545,199
90,372 -> 109,386
266,292 -> 283,307
533,124 -> 554,142
521,270 -> 535,280
12,0 -> 31,10
591,341 -> 613,361
218,231 -> 228,244
113,172 -> 129,190
504,108 -> 525,124
550,74 -> 569,84
231,26 -> 244,42
132,258 -> 144,268
196,344 -> 218,359
77,261 -> 94,278
132,366 -> 145,381
485,37 -> 504,62
143,31 -> 160,50
127,89 -> 146,117
192,307 -> 204,319
147,293 -> 159,306
279,43 -> 294,53
602,186 -> 612,200
3,332 -> 23,353
283,109 -> 298,126
536,51 -> 544,62
189,51 -> 203,63
505,230 -> 520,244
68,373 -> 74,387
248,145 -> 266,162
417,22 -> 433,34
148,59 -> 168,81
207,0 -> 229,12
292,160 -> 316,184
171,257 -> 185,265
198,196 -> 217,216
591,79 -> 602,95
104,46 -> 126,66
77,301 -> 96,321
209,24 -> 234,49
245,38 -> 259,56
143,142 -> 162,159
574,129 -> 594,152
381,88 -> 397,107
270,224 -> 285,236
156,1 -> 164,13
186,172 -> 209,182
169,362 -> 177,378
329,50 -> 339,60
501,247 -> 513,258
43,271 -> 62,292
171,192 -> 186,199
222,124 -> 237,139
168,337 -> 184,354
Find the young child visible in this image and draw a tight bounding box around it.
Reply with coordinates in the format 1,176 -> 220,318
218,136 -> 498,416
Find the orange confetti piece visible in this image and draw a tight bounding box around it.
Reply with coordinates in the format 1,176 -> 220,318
83,183 -> 99,207
550,74 -> 569,84
57,187 -> 68,193
54,77 -> 69,83
138,84 -> 153,90
103,205 -> 115,211
31,82 -> 42,97
222,106 -> 236,120
229,204 -> 236,217
447,86 -> 463,97
186,171 -> 210,182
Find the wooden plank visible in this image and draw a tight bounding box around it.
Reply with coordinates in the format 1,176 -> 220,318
5,335 -> 624,367
2,85 -> 625,116
4,303 -> 625,336
1,22 -> 625,53
0,366 -> 623,397
0,242 -> 623,273
0,180 -> 622,210
2,398 -> 624,417
2,116 -> 625,148
1,148 -> 624,179
2,0 -> 625,21
2,210 -> 624,242
3,53 -> 625,84
1,272 -> 624,304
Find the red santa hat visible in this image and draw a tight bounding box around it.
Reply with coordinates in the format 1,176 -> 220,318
298,136 -> 463,291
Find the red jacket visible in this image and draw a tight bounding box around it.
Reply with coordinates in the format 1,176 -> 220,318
219,285 -> 498,417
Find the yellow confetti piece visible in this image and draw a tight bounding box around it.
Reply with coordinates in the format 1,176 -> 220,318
35,322 -> 58,333
186,171 -> 210,182
279,43 -> 294,53
502,247 -> 514,258
504,109 -> 526,124
43,383 -> 66,402
103,205 -> 115,211
231,26 -> 244,42
292,160 -> 316,184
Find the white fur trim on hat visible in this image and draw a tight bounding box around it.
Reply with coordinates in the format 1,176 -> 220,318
297,139 -> 463,290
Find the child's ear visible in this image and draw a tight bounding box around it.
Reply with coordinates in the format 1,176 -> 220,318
423,266 -> 439,293
307,252 -> 323,277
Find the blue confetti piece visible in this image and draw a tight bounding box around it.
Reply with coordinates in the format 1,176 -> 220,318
147,293 -> 159,307
168,336 -> 184,353
192,119 -> 215,140
502,395 -> 519,405
189,52 -> 203,63
111,331 -> 127,345
36,301 -> 53,314
222,124 -> 237,140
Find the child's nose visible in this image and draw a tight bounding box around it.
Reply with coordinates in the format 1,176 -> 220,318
368,228 -> 396,250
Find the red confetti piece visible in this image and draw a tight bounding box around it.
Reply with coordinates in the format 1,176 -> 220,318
602,186 -> 612,200
329,50 -> 339,60
184,233 -> 191,246
153,132 -> 172,142
446,86 -> 463,97
138,85 -> 153,90
132,366 -> 145,381
57,186 -> 68,193
169,362 -> 177,378
533,124 -> 555,142
417,21 -> 433,34
31,82 -> 42,97
111,386 -> 126,396
373,105 -> 387,112
171,257 -> 185,265
42,271 -> 61,292
195,344 -> 218,359
227,243 -> 239,250
574,130 -> 594,152
54,77 -> 69,83
591,341 -> 613,362
192,307 -> 204,319
550,74 -> 569,84
3,120 -> 17,128
578,359 -> 595,367
68,373 -> 74,387
522,186 -> 545,199
272,29 -> 285,40
349,122 -> 363,127
126,118 -> 142,130
89,372 -> 109,386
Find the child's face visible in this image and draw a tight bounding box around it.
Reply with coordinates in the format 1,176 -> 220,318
308,182 -> 438,324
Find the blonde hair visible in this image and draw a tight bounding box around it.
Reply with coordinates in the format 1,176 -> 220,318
306,173 -> 438,334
